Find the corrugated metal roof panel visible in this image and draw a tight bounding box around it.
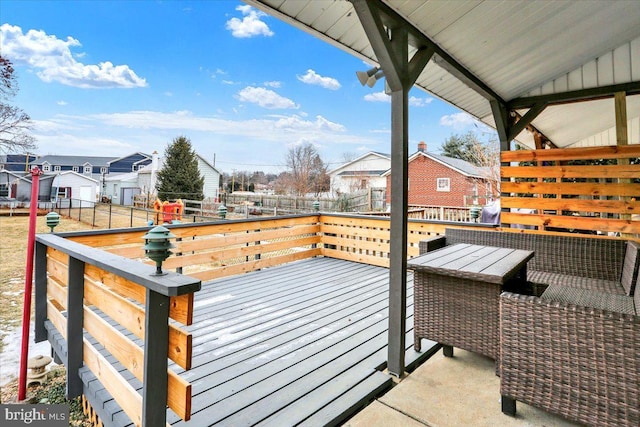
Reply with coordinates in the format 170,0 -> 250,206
247,0 -> 640,148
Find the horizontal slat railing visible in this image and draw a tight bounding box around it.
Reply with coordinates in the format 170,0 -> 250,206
35,235 -> 201,427
63,215 -> 323,282
501,145 -> 640,235
61,214 -> 498,275
318,213 -> 496,266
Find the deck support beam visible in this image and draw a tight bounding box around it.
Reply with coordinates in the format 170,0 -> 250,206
66,256 -> 85,399
142,289 -> 171,427
351,0 -> 433,377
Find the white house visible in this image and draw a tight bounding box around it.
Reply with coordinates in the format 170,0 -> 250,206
51,171 -> 99,207
136,152 -> 221,202
104,172 -> 139,205
196,155 -> 221,201
328,152 -> 391,195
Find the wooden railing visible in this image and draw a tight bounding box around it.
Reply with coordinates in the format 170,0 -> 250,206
62,214 -> 496,279
365,205 -> 475,222
34,234 -> 201,427
501,145 -> 640,236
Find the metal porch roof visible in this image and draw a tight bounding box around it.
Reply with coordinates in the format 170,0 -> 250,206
245,0 -> 640,149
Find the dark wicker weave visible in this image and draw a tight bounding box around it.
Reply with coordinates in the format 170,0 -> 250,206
499,291 -> 640,427
418,229 -> 640,425
413,272 -> 500,358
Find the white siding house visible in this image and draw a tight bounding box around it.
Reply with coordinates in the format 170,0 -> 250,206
52,171 -> 98,207
136,153 -> 221,201
196,156 -> 221,201
104,172 -> 139,205
328,152 -> 391,195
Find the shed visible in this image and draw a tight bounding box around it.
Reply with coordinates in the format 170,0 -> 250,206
50,171 -> 98,207
104,172 -> 139,205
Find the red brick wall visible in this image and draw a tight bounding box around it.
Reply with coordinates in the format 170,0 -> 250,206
385,154 -> 484,207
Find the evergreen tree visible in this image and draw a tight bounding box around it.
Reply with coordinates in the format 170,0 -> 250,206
156,136 -> 204,200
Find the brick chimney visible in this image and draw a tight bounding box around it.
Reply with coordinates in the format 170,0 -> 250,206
418,141 -> 427,152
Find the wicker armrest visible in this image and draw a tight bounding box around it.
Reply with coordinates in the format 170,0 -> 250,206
418,235 -> 447,255
499,292 -> 640,427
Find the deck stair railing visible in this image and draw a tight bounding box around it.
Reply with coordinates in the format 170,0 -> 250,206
34,233 -> 201,427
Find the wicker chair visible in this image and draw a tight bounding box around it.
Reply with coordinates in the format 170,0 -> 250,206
499,285 -> 639,427
498,241 -> 639,426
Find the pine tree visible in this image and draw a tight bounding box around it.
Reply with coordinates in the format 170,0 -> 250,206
156,136 -> 204,201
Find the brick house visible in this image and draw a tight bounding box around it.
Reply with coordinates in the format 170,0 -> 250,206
383,142 -> 492,207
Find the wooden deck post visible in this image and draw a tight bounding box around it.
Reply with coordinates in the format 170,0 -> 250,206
34,241 -> 48,343
351,0 -> 434,377
67,256 -> 85,399
142,288 -> 171,427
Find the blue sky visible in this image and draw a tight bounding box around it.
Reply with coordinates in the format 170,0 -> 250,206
1,1 -> 491,174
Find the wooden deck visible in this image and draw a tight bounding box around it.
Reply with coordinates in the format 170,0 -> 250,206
56,257 -> 438,426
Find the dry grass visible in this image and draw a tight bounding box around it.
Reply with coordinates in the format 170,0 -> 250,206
0,210 -> 106,353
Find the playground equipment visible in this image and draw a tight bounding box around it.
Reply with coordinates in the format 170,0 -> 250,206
153,199 -> 184,224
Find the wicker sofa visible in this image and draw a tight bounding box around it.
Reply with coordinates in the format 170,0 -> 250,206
420,227 -> 640,426
419,228 -> 632,295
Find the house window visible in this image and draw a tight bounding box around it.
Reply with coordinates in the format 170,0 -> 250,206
84,166 -> 92,174
132,165 -> 137,171
100,167 -> 108,174
42,164 -> 50,172
54,165 -> 61,172
436,178 -> 450,192
58,187 -> 72,198
0,183 -> 8,197
72,166 -> 79,172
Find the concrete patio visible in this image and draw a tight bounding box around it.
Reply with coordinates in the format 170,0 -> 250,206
346,349 -> 580,427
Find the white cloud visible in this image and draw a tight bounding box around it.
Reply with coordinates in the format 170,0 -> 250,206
296,69 -> 341,90
57,100 -> 68,106
0,24 -> 147,89
264,81 -> 281,88
164,92 -> 173,97
439,112 -> 492,133
364,91 -> 390,103
222,80 -> 237,85
272,114 -> 345,132
409,96 -> 434,107
237,86 -> 299,109
225,6 -> 274,38
40,110 -> 370,148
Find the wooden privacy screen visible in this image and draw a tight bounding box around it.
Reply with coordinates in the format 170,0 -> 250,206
501,145 -> 640,236
45,246 -> 194,424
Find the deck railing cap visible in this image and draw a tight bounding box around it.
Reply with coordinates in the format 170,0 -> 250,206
36,233 -> 201,296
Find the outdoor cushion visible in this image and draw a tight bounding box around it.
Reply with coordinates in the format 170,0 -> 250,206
528,270 -> 625,295
541,284 -> 636,315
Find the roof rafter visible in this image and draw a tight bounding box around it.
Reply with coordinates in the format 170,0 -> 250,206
508,81 -> 640,109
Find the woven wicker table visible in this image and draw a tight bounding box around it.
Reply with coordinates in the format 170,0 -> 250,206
409,243 -> 534,359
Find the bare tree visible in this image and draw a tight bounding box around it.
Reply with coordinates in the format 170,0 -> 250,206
284,142 -> 329,196
468,139 -> 500,199
0,55 -> 36,154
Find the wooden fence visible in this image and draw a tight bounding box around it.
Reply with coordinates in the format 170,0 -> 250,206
35,234 -> 200,426
501,145 -> 640,236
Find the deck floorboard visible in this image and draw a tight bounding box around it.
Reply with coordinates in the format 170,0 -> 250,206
74,257 -> 437,426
